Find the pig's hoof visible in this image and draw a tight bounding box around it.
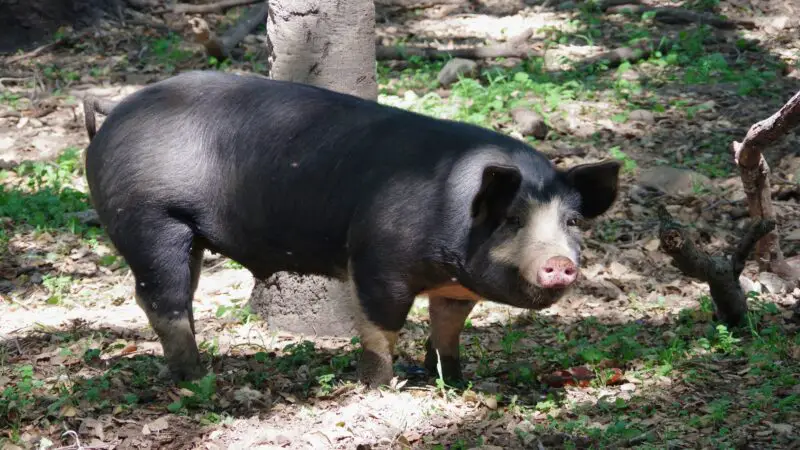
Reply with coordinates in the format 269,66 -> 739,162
424,345 -> 463,383
168,363 -> 208,383
358,349 -> 394,388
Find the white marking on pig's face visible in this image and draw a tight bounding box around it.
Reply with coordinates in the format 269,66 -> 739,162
489,195 -> 581,288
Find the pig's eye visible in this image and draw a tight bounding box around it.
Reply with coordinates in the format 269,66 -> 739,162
506,216 -> 522,228
566,218 -> 579,227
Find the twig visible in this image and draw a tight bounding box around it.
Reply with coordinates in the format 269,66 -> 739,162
173,0 -> 261,14
188,3 -> 268,60
5,30 -> 93,64
657,204 -> 774,327
376,28 -> 534,60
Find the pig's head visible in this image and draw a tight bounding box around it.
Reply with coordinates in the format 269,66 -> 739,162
462,158 -> 621,309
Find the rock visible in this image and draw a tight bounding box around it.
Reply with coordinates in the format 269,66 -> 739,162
65,210 -> 101,226
584,279 -> 623,300
248,273 -> 358,337
758,272 -> 789,294
739,275 -> 757,294
628,109 -> 655,124
437,58 -> 477,87
617,70 -> 641,82
510,108 -> 548,139
785,228 -> 800,241
637,166 -> 711,197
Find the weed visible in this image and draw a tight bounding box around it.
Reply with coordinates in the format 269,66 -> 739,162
168,373 -> 218,413
608,146 -> 637,174
215,301 -> 255,324
42,274 -> 72,305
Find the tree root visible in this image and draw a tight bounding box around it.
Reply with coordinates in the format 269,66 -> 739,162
657,204 -> 775,327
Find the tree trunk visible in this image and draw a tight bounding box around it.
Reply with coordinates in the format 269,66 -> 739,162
265,0 -> 378,99
247,0 -> 378,337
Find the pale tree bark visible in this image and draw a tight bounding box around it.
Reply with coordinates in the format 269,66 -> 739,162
247,0 -> 378,337
266,0 -> 378,99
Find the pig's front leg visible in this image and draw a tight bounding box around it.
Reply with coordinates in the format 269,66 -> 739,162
424,296 -> 477,383
349,264 -> 416,388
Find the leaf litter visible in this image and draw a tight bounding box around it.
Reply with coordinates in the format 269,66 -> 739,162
2,0 -> 800,448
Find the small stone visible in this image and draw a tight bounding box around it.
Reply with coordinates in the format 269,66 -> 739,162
758,272 -> 788,294
511,108 -> 548,139
637,166 -> 711,197
739,275 -> 757,294
437,58 -> 478,87
644,239 -> 660,252
483,396 -> 498,409
628,109 -> 655,124
620,383 -> 636,392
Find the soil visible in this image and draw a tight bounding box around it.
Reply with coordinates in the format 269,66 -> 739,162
2,1 -> 800,449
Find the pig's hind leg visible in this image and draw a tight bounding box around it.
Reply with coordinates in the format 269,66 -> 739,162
112,215 -> 207,382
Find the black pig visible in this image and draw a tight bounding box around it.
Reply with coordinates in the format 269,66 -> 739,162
82,71 -> 621,387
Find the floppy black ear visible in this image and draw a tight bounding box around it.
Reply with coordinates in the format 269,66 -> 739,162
471,164 -> 522,226
563,160 -> 621,219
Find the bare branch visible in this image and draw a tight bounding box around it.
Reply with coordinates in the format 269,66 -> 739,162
606,5 -> 755,29
656,204 -> 771,327
734,90 -> 800,168
173,0 -> 261,14
377,29 -> 534,61
731,89 -> 800,280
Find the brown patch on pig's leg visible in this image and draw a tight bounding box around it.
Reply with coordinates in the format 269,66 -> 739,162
424,296 -> 477,382
356,316 -> 399,388
346,269 -> 409,388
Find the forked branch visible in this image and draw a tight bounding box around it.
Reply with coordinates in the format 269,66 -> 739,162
657,205 -> 775,327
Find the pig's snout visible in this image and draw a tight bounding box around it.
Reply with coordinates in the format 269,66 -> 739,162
537,256 -> 578,288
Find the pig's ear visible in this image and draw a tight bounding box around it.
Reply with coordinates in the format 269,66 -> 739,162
563,160 -> 621,219
471,164 -> 522,225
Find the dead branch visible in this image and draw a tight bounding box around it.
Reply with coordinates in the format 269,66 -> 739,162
125,0 -> 159,9
188,3 -> 268,60
606,5 -> 755,29
593,0 -> 641,11
579,39 -> 655,70
376,28 -> 534,60
733,90 -> 800,282
375,0 -> 466,8
173,0 -> 261,14
657,204 -> 775,327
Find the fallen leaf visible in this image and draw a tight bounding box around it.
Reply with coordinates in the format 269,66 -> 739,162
120,344 -> 138,355
59,404 -> 78,418
146,416 -> 169,433
767,422 -> 793,435
541,366 -> 596,388
278,392 -> 297,403
483,396 -> 498,409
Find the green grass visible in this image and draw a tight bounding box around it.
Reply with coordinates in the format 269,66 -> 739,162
0,147 -> 97,251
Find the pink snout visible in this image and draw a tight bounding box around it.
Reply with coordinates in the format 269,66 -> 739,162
537,256 -> 578,288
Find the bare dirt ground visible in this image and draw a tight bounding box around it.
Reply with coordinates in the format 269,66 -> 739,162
2,0 -> 800,449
